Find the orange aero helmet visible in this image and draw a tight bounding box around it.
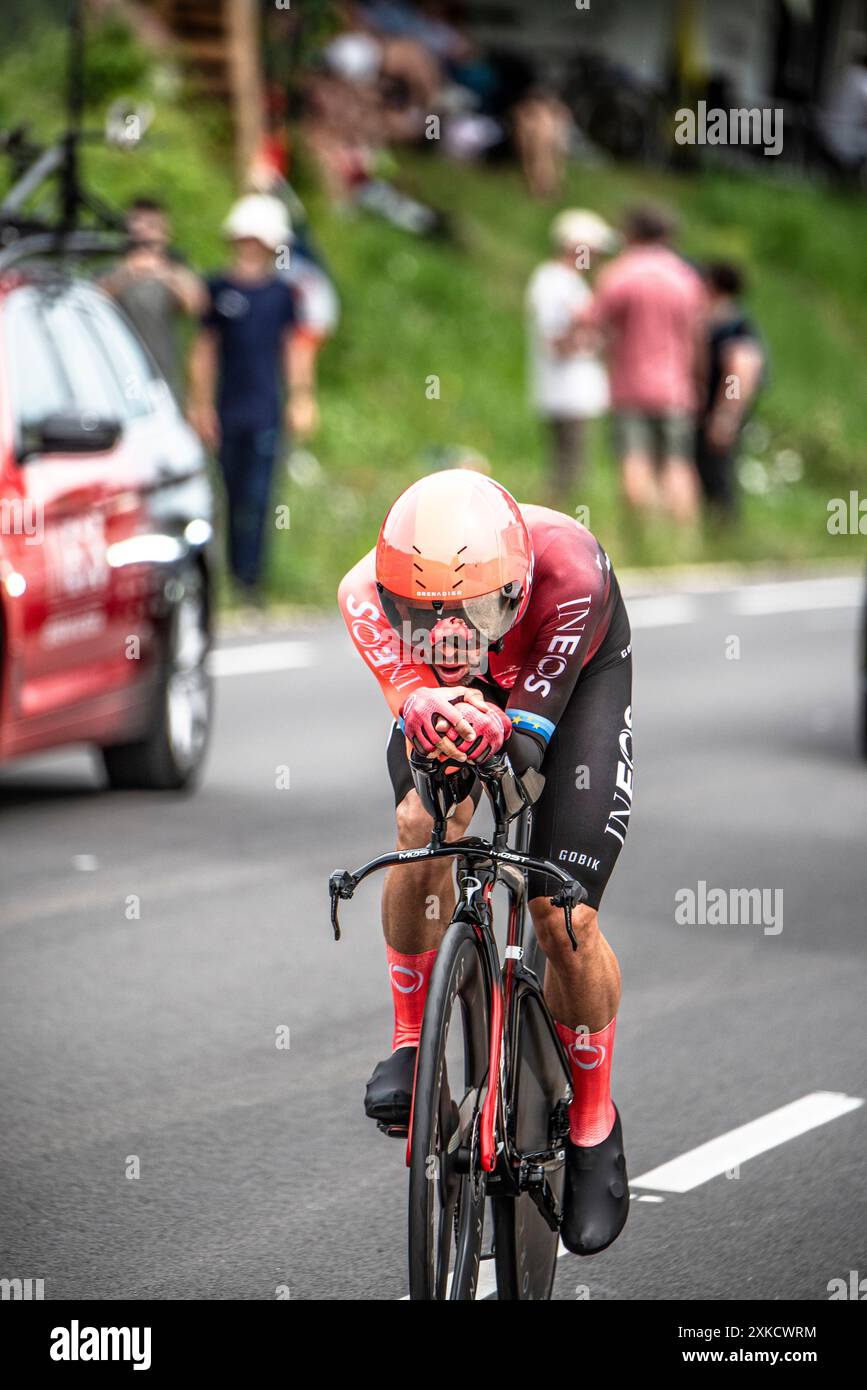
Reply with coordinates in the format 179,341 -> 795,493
375,471 -> 533,644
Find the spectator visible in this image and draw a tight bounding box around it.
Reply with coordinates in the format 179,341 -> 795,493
525,208 -> 616,499
187,195 -> 317,603
696,262 -> 765,520
246,146 -> 342,366
818,39 -> 867,179
301,58 -> 449,236
101,197 -> 206,401
584,204 -> 706,523
512,87 -> 573,199
282,240 -> 340,360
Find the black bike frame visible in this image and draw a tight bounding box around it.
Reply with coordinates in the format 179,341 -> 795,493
329,754 -> 586,945
329,752 -> 586,1214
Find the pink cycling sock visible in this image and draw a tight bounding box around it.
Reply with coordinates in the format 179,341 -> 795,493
387,945 -> 437,1051
556,1016 -> 617,1147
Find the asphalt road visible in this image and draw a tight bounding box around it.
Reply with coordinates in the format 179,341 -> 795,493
1,572 -> 865,1301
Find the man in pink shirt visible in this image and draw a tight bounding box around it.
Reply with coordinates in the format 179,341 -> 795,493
585,205 -> 706,522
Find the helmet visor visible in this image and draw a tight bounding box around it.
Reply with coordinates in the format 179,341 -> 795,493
379,585 -> 519,645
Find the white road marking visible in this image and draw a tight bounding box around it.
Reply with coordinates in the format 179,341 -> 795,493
473,1262 -> 499,1300
627,577 -> 861,626
732,576 -> 862,616
631,1091 -> 864,1194
400,1261 -> 499,1302
628,596 -> 698,628
208,640 -> 314,678
209,575 -> 862,682
437,1091 -> 863,1300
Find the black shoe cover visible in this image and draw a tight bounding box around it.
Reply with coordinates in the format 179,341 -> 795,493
364,1046 -> 417,1126
561,1106 -> 629,1256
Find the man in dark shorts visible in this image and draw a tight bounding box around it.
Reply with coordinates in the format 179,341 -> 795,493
338,469 -> 633,1255
582,204 -> 706,524
696,262 -> 765,519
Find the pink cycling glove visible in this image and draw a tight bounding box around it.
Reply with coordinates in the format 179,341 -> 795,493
451,702 -> 512,763
401,688 -> 469,754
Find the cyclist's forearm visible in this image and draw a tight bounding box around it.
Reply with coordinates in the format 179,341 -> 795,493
505,727 -> 545,774
337,563 -> 422,722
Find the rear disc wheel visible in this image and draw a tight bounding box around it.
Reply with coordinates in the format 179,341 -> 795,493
493,976 -> 570,1300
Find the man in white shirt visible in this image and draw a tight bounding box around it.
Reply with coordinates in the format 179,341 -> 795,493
526,208 -> 616,501
819,44 -> 867,174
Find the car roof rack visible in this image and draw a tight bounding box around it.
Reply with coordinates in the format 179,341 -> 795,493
0,1 -> 136,276
0,227 -> 125,274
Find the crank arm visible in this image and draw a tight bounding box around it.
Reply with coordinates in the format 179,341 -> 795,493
518,1160 -> 563,1232
527,1175 -> 562,1233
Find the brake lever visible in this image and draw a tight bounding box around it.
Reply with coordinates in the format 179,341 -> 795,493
328,869 -> 358,941
563,902 -> 578,952
549,879 -> 588,953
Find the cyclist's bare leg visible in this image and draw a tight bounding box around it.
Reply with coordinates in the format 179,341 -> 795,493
531,898 -> 628,1252
382,788 -> 475,953
364,788 -> 477,1123
528,899 -> 620,1034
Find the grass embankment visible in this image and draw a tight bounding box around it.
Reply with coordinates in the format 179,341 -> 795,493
2,14 -> 865,606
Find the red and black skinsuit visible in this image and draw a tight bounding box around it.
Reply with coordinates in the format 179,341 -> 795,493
339,505 -> 634,907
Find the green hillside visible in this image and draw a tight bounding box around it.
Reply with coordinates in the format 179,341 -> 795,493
2,12 -> 866,606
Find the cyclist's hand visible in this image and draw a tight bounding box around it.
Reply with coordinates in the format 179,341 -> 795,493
401,687 -> 481,761
450,702 -> 512,763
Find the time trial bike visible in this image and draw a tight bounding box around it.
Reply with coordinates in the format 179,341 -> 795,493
329,749 -> 587,1300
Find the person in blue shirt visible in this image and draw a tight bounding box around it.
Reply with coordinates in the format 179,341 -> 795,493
695,262 -> 765,521
188,195 -> 318,600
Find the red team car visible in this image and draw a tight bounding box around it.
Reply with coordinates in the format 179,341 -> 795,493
0,268 -> 215,789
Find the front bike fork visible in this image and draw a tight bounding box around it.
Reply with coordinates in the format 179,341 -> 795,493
469,882 -> 508,1175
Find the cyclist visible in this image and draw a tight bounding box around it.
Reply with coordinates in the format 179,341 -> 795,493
338,470 -> 633,1255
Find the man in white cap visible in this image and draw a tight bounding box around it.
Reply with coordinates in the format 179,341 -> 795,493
525,208 -> 616,501
188,194 -> 318,601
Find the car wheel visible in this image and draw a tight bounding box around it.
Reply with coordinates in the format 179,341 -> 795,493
101,564 -> 212,790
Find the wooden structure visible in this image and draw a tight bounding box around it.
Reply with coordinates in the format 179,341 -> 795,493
142,0 -> 264,179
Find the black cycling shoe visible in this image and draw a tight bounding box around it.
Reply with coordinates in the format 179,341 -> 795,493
364,1046 -> 417,1128
561,1106 -> 629,1256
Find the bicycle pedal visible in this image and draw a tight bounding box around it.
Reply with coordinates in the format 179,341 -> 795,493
376,1121 -> 409,1139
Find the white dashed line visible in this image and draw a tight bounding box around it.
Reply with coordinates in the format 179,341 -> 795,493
628,595 -> 698,628
473,1260 -> 499,1301
210,577 -> 863,682
631,1091 -> 864,1194
208,641 -> 315,678
731,577 -> 862,616
628,577 -> 862,625
401,1091 -> 863,1299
